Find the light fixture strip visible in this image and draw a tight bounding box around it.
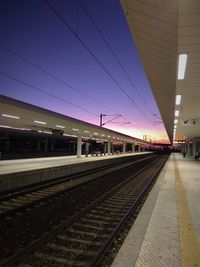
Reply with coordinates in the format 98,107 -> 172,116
56,125 -> 65,129
34,120 -> 47,125
174,119 -> 178,124
176,95 -> 182,105
1,113 -> 20,119
178,54 -> 188,80
175,110 -> 179,117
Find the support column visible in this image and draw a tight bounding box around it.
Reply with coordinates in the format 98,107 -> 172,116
132,143 -> 135,153
85,141 -> 89,157
192,140 -> 197,158
107,141 -> 111,155
189,143 -> 192,156
104,143 -> 107,155
187,143 -> 190,155
77,135 -> 82,158
122,142 -> 126,154
50,142 -> 54,152
138,145 -> 141,152
36,140 -> 41,152
45,138 -> 48,152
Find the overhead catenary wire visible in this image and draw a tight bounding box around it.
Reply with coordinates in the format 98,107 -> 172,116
0,43 -> 133,128
0,71 -> 98,116
78,0 -> 155,116
78,0 -> 165,139
0,44 -> 133,128
0,43 -> 117,114
43,0 -> 163,136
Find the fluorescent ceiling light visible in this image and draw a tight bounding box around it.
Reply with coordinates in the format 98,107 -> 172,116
1,113 -> 20,119
84,130 -> 90,133
34,120 -> 47,125
178,54 -> 187,80
63,133 -> 77,137
93,132 -> 98,135
174,125 -> 177,129
72,128 -> 79,131
56,125 -> 65,129
176,95 -> 182,105
0,125 -> 31,131
175,110 -> 179,117
174,119 -> 178,124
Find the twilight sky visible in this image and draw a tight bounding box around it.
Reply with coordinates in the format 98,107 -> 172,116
0,0 -> 169,143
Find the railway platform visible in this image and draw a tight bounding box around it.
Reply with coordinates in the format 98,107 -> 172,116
0,152 -> 151,193
0,152 -> 150,175
112,152 -> 200,267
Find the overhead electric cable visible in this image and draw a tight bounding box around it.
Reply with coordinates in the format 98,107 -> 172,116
78,0 -> 154,115
0,43 -> 132,127
0,43 -> 116,114
78,0 -> 165,140
43,0 -> 158,128
0,71 -> 98,116
44,0 -> 165,140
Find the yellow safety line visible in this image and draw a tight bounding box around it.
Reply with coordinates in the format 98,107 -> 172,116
174,156 -> 200,267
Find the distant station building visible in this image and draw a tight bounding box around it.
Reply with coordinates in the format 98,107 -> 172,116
0,95 -> 148,160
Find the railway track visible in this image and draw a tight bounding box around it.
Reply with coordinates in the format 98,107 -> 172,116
0,155 -> 168,267
0,154 -> 155,218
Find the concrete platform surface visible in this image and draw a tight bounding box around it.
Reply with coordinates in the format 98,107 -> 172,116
112,153 -> 200,267
0,152 -> 152,193
0,152 -> 149,175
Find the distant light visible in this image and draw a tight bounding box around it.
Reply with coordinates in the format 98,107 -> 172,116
101,134 -> 105,136
176,95 -> 182,105
175,110 -> 179,117
107,135 -> 111,138
63,133 -> 77,137
94,132 -> 99,135
34,120 -> 47,125
174,119 -> 178,124
174,125 -> 177,129
1,113 -> 20,119
178,54 -> 188,80
84,130 -> 90,133
56,125 -> 65,129
0,125 -> 30,131
72,128 -> 79,131
43,131 -> 52,134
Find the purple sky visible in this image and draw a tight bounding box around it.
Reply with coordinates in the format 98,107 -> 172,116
0,0 -> 169,143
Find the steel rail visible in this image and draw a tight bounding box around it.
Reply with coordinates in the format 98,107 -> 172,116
0,154 -> 156,218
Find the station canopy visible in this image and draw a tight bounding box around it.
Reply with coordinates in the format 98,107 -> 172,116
121,0 -> 200,143
0,95 -> 145,145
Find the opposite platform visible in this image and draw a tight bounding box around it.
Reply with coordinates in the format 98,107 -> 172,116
0,152 -> 150,193
112,153 -> 200,267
